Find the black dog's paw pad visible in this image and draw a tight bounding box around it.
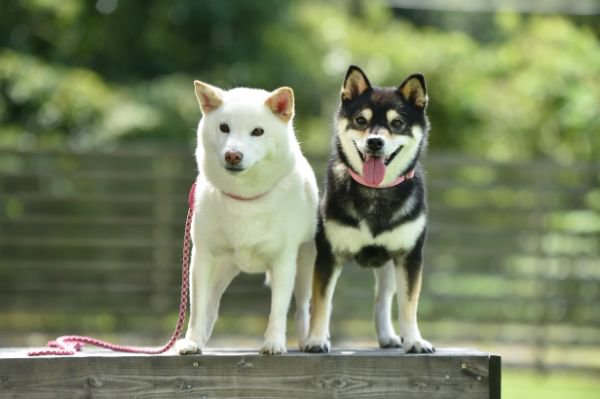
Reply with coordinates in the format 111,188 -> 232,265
303,345 -> 330,353
402,338 -> 435,354
303,336 -> 331,353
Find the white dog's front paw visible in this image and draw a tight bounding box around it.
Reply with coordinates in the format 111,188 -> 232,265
260,338 -> 287,355
378,334 -> 402,349
403,336 -> 435,354
303,335 -> 331,353
175,338 -> 201,355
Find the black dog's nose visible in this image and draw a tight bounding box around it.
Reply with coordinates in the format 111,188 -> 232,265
367,137 -> 384,152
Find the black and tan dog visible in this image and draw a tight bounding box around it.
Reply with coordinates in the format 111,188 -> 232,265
304,65 -> 434,354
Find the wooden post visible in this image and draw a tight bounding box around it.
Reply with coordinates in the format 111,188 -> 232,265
0,348 -> 500,398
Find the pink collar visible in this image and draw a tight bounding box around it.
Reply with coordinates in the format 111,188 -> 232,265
222,190 -> 270,201
348,168 -> 415,188
188,181 -> 269,206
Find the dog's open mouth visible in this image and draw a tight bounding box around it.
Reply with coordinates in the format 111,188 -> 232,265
353,141 -> 403,186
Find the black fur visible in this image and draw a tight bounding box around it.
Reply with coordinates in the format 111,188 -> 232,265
318,65 -> 429,275
354,245 -> 391,268
404,227 -> 427,297
306,65 -> 434,354
314,216 -> 336,295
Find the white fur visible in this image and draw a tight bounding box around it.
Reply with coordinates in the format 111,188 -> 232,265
373,262 -> 402,348
382,125 -> 424,186
336,119 -> 363,175
324,213 -> 426,255
176,85 -> 318,355
336,120 -> 424,187
396,266 -> 433,352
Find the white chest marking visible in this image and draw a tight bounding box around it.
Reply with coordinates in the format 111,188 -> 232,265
324,213 -> 426,255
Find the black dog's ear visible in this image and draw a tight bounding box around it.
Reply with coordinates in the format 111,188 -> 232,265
398,74 -> 428,109
341,65 -> 371,101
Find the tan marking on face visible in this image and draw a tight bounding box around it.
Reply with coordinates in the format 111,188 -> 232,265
359,108 -> 373,122
386,109 -> 400,124
351,108 -> 373,139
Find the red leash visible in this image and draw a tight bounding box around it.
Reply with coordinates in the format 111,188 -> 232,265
28,183 -> 196,356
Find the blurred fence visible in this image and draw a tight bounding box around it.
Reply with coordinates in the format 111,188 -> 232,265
1,148 -> 599,371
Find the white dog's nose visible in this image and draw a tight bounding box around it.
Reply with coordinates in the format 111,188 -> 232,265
225,150 -> 243,166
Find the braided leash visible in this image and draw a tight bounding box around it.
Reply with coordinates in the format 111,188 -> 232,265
27,183 -> 196,356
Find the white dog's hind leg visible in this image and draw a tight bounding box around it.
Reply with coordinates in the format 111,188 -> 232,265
261,252 -> 297,355
294,241 -> 316,349
373,261 -> 402,348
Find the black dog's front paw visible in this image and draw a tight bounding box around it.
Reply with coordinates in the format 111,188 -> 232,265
403,337 -> 435,354
303,337 -> 331,353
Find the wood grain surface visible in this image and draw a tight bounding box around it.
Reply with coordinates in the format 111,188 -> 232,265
0,348 -> 500,399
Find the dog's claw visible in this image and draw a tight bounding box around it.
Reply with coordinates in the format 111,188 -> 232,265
175,338 -> 202,355
402,337 -> 435,354
260,339 -> 287,355
379,334 -> 402,349
303,337 -> 331,353
304,344 -> 330,353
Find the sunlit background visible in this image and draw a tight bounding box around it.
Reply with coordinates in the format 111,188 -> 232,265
1,1 -> 599,397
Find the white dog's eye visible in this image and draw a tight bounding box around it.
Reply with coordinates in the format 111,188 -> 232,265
251,127 -> 264,137
219,123 -> 230,133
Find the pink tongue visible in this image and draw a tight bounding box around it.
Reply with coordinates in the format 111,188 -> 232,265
362,156 -> 386,186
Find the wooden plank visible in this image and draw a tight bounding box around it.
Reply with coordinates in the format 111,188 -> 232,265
0,348 -> 497,399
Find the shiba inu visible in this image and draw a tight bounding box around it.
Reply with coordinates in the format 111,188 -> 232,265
304,65 -> 434,353
176,81 -> 318,355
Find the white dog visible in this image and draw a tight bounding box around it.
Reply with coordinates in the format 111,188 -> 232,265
175,81 -> 318,355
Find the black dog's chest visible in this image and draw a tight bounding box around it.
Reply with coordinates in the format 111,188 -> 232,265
322,174 -> 426,268
352,196 -> 399,237
351,180 -> 423,234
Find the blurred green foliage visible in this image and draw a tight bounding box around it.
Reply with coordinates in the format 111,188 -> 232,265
1,0 -> 599,160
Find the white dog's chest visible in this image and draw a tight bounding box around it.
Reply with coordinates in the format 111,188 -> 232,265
324,213 -> 426,256
198,203 -> 285,273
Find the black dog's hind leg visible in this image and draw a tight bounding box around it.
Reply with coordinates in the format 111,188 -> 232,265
303,219 -> 342,353
395,228 -> 435,353
374,262 -> 402,348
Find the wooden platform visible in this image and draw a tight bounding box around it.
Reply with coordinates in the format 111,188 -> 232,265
0,347 -> 500,398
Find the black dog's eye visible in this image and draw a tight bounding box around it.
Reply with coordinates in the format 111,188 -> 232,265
390,118 -> 405,130
355,116 -> 368,127
251,127 -> 264,137
219,123 -> 230,133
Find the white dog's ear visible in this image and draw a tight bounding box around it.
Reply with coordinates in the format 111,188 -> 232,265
194,80 -> 224,113
342,65 -> 371,101
265,87 -> 294,122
